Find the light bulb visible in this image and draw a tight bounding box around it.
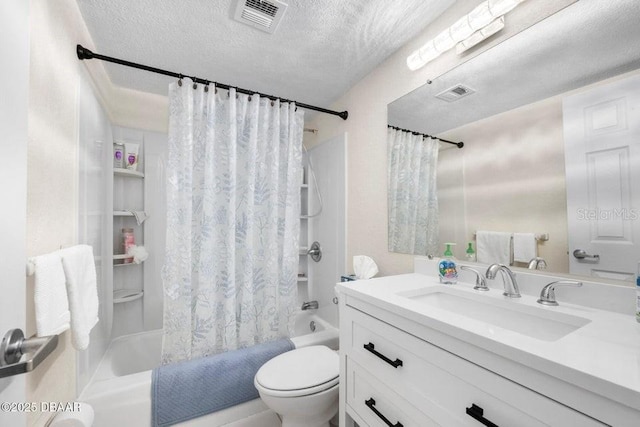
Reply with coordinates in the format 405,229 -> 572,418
468,1 -> 493,31
450,15 -> 474,42
406,41 -> 440,71
488,0 -> 527,17
433,28 -> 456,53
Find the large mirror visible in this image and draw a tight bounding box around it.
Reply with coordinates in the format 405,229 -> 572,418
387,0 -> 640,282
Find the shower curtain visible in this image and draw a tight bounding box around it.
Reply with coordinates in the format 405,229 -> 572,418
387,128 -> 439,255
162,81 -> 303,363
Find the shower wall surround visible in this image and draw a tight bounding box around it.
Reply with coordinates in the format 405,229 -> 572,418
76,69 -> 113,396
307,134 -> 347,327
109,126 -> 167,338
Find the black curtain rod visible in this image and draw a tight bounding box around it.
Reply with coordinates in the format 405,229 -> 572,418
76,44 -> 348,121
388,125 -> 463,149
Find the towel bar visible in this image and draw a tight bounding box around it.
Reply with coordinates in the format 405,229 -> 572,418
26,245 -> 72,276
472,232 -> 549,242
26,258 -> 36,276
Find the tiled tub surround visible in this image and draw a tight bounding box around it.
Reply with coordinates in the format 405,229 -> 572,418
337,257 -> 640,426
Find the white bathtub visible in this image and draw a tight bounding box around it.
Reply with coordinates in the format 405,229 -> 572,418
80,314 -> 339,427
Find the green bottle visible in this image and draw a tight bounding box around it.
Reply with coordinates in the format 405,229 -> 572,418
466,242 -> 476,262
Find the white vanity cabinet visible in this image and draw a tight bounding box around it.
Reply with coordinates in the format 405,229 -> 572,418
337,280 -> 640,427
340,302 -> 605,426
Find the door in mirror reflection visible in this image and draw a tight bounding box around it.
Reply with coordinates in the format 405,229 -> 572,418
564,73 -> 640,281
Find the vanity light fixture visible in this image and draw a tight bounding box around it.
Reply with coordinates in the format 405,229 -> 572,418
406,0 -> 527,71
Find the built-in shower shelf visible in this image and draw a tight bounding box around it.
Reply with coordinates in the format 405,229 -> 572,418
113,243 -> 146,265
113,289 -> 144,304
114,168 -> 144,178
113,259 -> 144,267
113,210 -> 137,217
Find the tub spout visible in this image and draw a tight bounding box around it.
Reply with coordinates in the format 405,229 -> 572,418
301,300 -> 319,310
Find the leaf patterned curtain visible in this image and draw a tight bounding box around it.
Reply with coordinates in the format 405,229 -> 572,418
387,128 -> 439,255
162,81 -> 302,363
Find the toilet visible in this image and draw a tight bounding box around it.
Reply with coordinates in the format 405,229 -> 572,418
254,345 -> 339,427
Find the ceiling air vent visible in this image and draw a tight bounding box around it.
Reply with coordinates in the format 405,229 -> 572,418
234,0 -> 288,34
435,84 -> 476,102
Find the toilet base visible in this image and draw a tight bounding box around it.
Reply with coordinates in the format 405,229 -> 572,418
280,414 -> 330,427
257,384 -> 338,427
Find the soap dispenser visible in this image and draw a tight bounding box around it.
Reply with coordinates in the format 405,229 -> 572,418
439,243 -> 458,285
465,242 -> 476,262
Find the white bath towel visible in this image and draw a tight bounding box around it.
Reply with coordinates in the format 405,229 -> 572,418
476,231 -> 512,265
32,253 -> 71,337
60,245 -> 99,350
513,233 -> 537,263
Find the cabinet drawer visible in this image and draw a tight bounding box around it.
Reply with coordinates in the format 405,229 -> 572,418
346,307 -> 605,426
346,357 -> 443,427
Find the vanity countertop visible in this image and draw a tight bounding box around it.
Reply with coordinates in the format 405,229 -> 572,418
336,273 -> 640,412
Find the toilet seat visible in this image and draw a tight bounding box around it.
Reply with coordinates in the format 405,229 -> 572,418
255,346 -> 339,398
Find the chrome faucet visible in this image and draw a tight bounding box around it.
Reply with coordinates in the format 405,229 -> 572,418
301,300 -> 319,310
537,280 -> 582,306
460,266 -> 489,291
528,257 -> 548,270
485,264 -> 521,298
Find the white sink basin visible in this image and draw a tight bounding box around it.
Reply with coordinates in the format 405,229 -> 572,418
397,287 -> 591,341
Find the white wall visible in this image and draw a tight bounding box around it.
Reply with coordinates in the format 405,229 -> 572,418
308,0 -> 576,276
26,1 -> 91,424
0,1 -> 29,426
439,95 -> 568,272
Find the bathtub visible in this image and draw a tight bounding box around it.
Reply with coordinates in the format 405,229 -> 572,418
80,314 -> 339,427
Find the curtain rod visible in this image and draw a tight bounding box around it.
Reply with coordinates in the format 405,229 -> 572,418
76,45 -> 349,121
388,125 -> 464,149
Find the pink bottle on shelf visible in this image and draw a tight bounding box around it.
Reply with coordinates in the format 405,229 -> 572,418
122,228 -> 135,264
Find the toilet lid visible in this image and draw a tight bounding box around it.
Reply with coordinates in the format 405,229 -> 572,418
255,346 -> 339,393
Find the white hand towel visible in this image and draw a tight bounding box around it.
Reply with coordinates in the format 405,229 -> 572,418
32,253 -> 70,337
476,231 -> 512,265
60,245 -> 99,350
513,233 -> 537,263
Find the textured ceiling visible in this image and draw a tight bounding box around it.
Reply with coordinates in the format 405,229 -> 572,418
389,0 -> 640,136
76,0 -> 455,115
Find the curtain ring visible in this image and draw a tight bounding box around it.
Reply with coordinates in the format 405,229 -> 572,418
192,77 -> 197,90
248,95 -> 252,102
204,85 -> 209,93
178,74 -> 183,87
270,101 -> 274,107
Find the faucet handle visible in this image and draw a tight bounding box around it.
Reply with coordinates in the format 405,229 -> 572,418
537,280 -> 582,306
460,266 -> 489,291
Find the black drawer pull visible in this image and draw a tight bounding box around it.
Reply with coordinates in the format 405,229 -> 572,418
363,342 -> 403,368
466,404 -> 499,427
365,398 -> 404,427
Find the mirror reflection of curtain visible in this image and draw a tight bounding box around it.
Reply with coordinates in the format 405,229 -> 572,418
387,128 -> 439,255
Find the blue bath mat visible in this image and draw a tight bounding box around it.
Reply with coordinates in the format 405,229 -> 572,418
151,338 -> 294,427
